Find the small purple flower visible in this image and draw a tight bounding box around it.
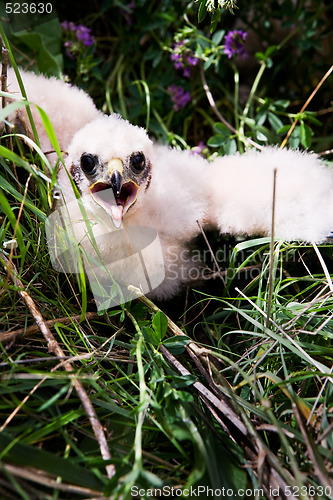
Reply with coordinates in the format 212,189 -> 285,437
170,41 -> 199,78
168,85 -> 191,111
61,21 -> 76,31
61,20 -> 96,58
64,40 -> 75,59
187,56 -> 198,66
76,24 -> 95,46
174,61 -> 183,70
191,141 -> 206,156
224,30 -> 248,59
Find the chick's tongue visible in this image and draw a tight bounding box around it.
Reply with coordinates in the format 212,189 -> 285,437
109,204 -> 124,228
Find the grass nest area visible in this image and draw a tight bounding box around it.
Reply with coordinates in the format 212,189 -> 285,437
1,1 -> 333,499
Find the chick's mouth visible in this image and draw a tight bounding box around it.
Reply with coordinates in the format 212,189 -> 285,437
89,180 -> 139,228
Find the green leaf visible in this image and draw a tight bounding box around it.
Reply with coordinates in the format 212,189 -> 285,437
255,107 -> 268,126
223,139 -> 237,155
162,335 -> 190,355
277,124 -> 291,135
300,121 -> 313,148
265,45 -> 277,57
302,112 -> 322,126
289,126 -> 301,149
152,311 -> 168,341
256,130 -> 268,141
197,0 -> 207,23
274,99 -> 290,110
142,326 -> 161,347
212,29 -> 225,45
208,134 -> 228,147
268,112 -> 284,132
210,8 -> 221,33
255,51 -> 265,61
213,122 -> 231,136
203,54 -> 215,71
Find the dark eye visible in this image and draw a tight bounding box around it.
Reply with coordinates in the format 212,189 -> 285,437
80,153 -> 98,175
130,152 -> 145,174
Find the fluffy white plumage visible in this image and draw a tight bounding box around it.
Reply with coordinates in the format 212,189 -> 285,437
4,68 -> 333,304
209,147 -> 333,242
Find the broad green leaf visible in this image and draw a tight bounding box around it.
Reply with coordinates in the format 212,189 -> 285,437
208,134 -> 227,147
142,326 -> 161,347
152,310 -> 168,341
300,121 -> 313,149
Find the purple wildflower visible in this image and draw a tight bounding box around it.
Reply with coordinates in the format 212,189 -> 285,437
224,30 -> 248,59
61,21 -> 76,31
61,20 -> 96,58
168,85 -> 191,111
64,40 -> 75,59
170,41 -> 199,78
191,141 -> 207,157
190,141 -> 207,158
187,56 -> 199,66
76,24 -> 95,46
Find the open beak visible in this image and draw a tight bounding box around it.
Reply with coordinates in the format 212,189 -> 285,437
89,158 -> 139,228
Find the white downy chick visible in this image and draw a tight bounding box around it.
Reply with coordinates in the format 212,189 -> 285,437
3,68 -> 333,306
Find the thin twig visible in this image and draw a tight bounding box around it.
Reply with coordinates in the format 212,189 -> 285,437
200,62 -> 263,151
266,168 -> 277,328
280,64 -> 333,149
159,344 -> 247,436
0,312 -> 100,344
0,252 -> 115,479
0,464 -> 102,497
